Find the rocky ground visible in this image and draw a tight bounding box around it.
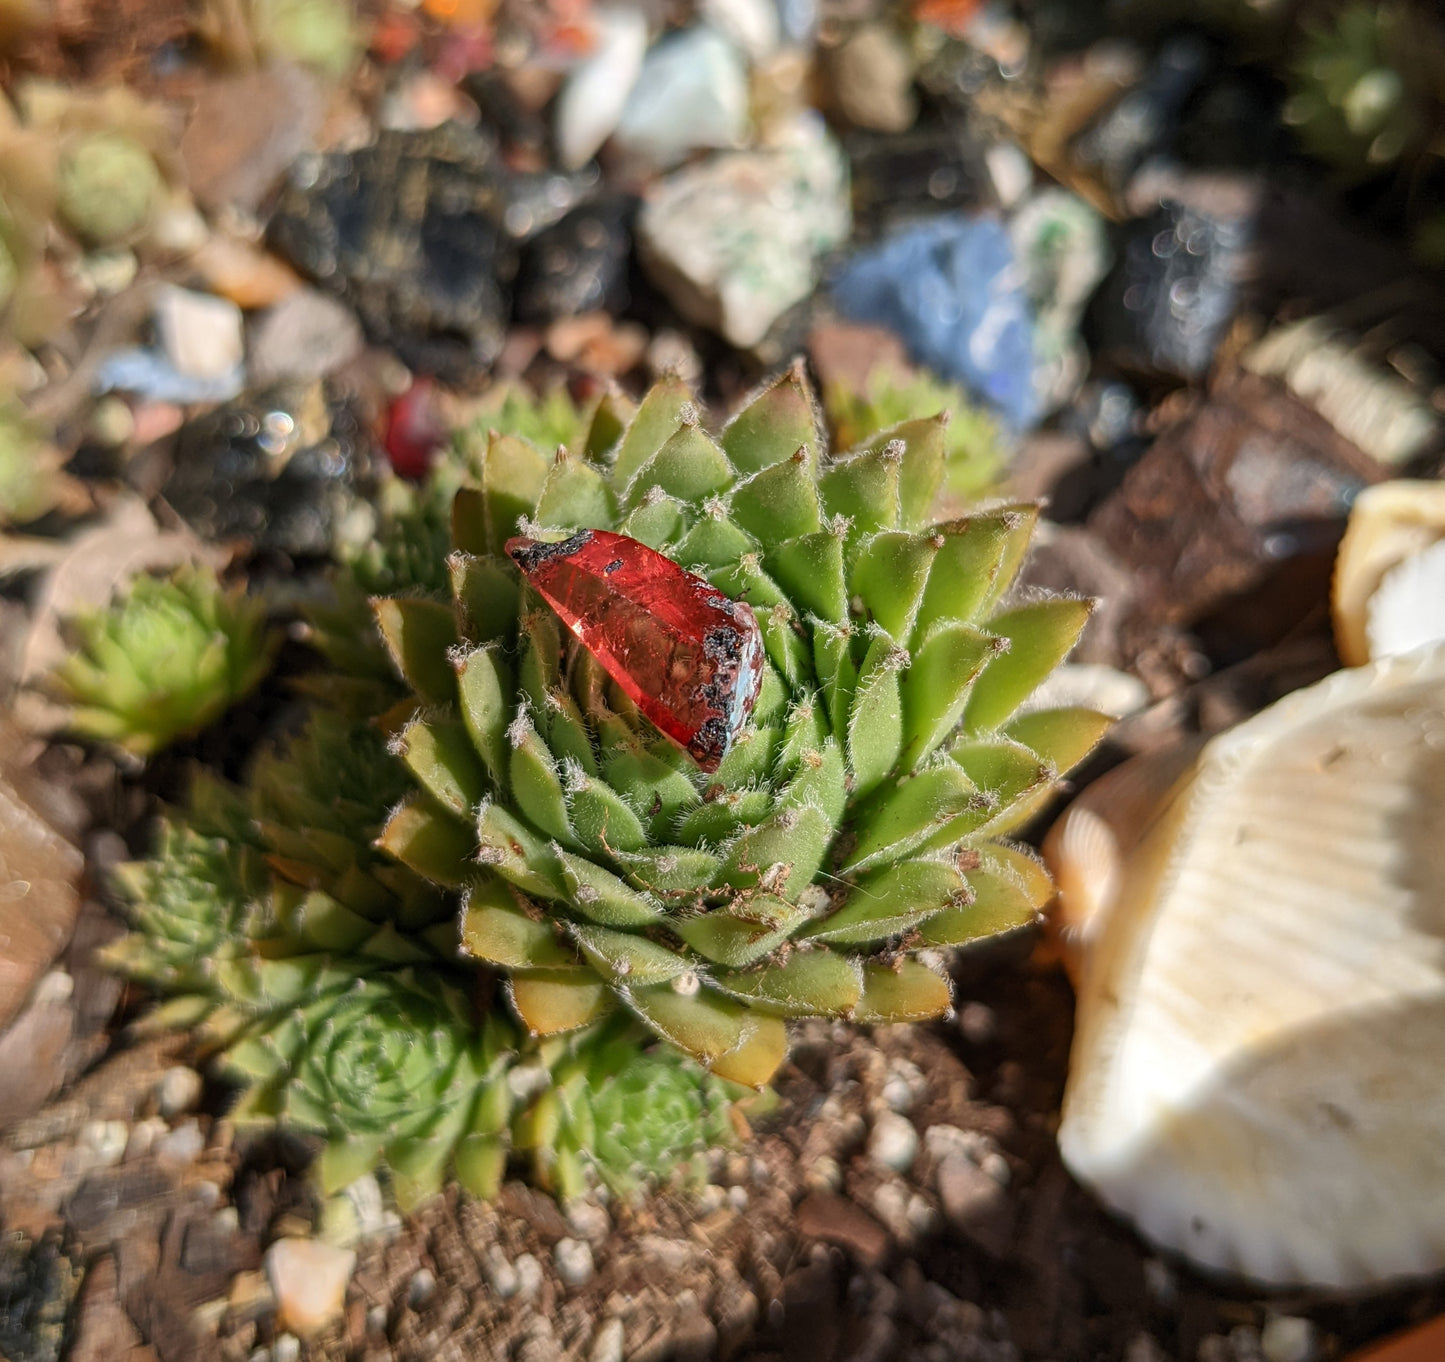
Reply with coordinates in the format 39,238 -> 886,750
3,0 -> 1445,1359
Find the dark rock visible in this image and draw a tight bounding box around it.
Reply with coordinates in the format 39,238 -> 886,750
845,123 -> 988,236
0,1232 -> 83,1362
1088,371 -> 1385,664
65,1165 -> 174,1241
268,124 -> 516,380
794,1192 -> 890,1268
1070,35 -> 1213,199
162,382 -> 376,557
515,197 -> 634,323
1089,193 -> 1252,379
776,1257 -> 844,1362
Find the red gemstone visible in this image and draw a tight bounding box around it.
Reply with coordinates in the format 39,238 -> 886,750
506,529 -> 765,772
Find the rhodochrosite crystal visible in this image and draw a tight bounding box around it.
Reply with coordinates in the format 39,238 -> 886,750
507,529 -> 764,771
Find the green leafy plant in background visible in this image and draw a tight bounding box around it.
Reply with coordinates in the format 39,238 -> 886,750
823,368 -> 1008,503
49,565 -> 278,756
108,368 -> 1106,1207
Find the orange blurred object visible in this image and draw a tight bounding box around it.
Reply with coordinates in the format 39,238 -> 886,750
912,0 -> 983,37
421,0 -> 498,28
1345,1316 -> 1445,1362
369,6 -> 421,62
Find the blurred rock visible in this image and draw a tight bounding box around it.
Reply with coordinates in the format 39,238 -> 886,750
846,124 -> 988,234
1070,35 -> 1212,203
544,314 -> 647,377
266,1238 -> 356,1339
1088,372 -> 1385,660
829,24 -> 917,133
180,65 -> 325,213
553,5 -> 649,170
95,350 -> 244,405
515,198 -> 633,323
700,0 -> 779,62
808,318 -> 912,396
0,973 -> 75,1131
190,236 -> 304,310
1090,192 -> 1252,380
247,289 -> 365,388
383,377 -> 449,481
935,1153 -> 1014,1256
0,1233 -> 83,1362
268,125 -> 515,380
153,285 -> 244,382
1010,189 -> 1110,414
794,1191 -> 889,1266
164,383 -> 375,556
638,116 -> 849,349
832,215 -> 1037,428
614,26 -> 750,169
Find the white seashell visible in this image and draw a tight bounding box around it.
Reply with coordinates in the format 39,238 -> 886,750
1366,538 -> 1445,665
1050,646 -> 1445,1289
1332,480 -> 1445,666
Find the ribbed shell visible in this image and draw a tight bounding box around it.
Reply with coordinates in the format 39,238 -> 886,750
1053,645 -> 1445,1288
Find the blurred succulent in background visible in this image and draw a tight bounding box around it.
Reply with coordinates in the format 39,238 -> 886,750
48,565 -> 278,756
193,0 -> 360,77
0,400 -> 81,525
822,367 -> 1009,503
1283,2 -> 1445,180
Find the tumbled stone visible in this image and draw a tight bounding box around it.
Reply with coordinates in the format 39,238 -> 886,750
829,24 -> 917,133
247,289 -> 364,388
795,1191 -> 890,1267
265,1237 -> 356,1339
638,115 -> 849,349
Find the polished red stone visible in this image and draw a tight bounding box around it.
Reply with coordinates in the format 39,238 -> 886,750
506,529 -> 764,772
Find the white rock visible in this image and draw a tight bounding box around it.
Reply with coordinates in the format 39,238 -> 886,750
514,1252 -> 544,1300
554,1237 -> 594,1288
637,114 -> 850,349
565,1198 -> 611,1244
407,1268 -> 437,1308
590,1317 -> 626,1362
484,1245 -> 520,1298
829,24 -> 916,133
156,1118 -> 206,1168
273,1336 -> 301,1362
1261,1316 -> 1317,1362
867,1111 -> 919,1174
700,0 -> 778,61
81,1120 -> 130,1167
247,289 -> 363,388
555,6 -> 649,170
985,141 -> 1033,209
157,1065 -> 203,1119
614,27 -> 750,170
265,1238 -> 356,1339
727,1185 -> 749,1211
154,284 -> 244,381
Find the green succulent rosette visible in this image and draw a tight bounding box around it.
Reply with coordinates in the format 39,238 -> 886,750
372,366 -> 1108,1089
50,565 -> 278,757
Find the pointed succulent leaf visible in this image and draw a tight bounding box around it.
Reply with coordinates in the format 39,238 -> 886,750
850,531 -> 939,642
510,970 -> 612,1035
673,513 -> 759,571
963,598 -> 1092,734
507,716 -> 574,845
396,715 -> 488,817
626,424 -> 733,507
719,803 -> 831,893
554,849 -> 665,927
461,879 -> 573,968
1003,707 -> 1112,776
765,528 -> 848,624
455,644 -> 513,788
449,552 -> 519,644
672,895 -> 809,968
378,795 -> 476,886
853,959 -> 952,1022
844,761 -> 981,873
713,949 -> 863,1017
847,634 -> 907,798
818,443 -> 901,534
627,984 -> 787,1087
899,623 -> 996,768
482,432 -> 550,550
373,597 -> 458,705
728,447 -> 823,543
801,859 -> 965,946
612,376 -> 693,486
534,450 -> 617,530
477,802 -> 564,898
721,364 -> 821,475
569,922 -> 692,986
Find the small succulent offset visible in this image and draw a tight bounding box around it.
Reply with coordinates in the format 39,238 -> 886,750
378,365 -> 1105,1089
109,368 -> 1105,1205
49,565 -> 277,756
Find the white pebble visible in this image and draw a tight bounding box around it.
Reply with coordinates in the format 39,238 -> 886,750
590,1317 -> 626,1362
157,1065 -> 204,1118
156,1118 -> 206,1168
514,1252 -> 544,1301
264,1238 -> 356,1339
124,1116 -> 168,1162
407,1268 -> 436,1308
554,1237 -> 594,1288
1261,1317 -> 1317,1362
367,1305 -> 388,1333
82,1120 -> 130,1167
727,1185 -> 749,1211
956,1002 -> 997,1045
273,1336 -> 300,1362
566,1198 -> 611,1244
485,1246 -> 520,1298
979,1152 -> 1011,1187
805,1155 -> 842,1192
867,1111 -> 919,1174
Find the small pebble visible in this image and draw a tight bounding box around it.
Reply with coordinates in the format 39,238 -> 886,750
264,1238 -> 356,1339
727,1185 -> 749,1211
514,1252 -> 544,1301
957,1002 -> 997,1045
367,1305 -> 388,1333
154,284 -> 244,381
273,1336 -> 300,1362
979,1151 -> 1011,1187
590,1317 -> 626,1362
805,1155 -> 842,1192
156,1119 -> 206,1168
697,1183 -> 727,1214
407,1268 -> 437,1308
554,1237 -> 594,1288
868,1111 -> 919,1174
1260,1317 -> 1316,1362
565,1198 -> 611,1244
157,1065 -> 204,1119
485,1246 -> 520,1298
81,1120 -> 129,1167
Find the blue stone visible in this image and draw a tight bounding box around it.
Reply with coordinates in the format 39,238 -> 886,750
831,216 -> 1039,429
